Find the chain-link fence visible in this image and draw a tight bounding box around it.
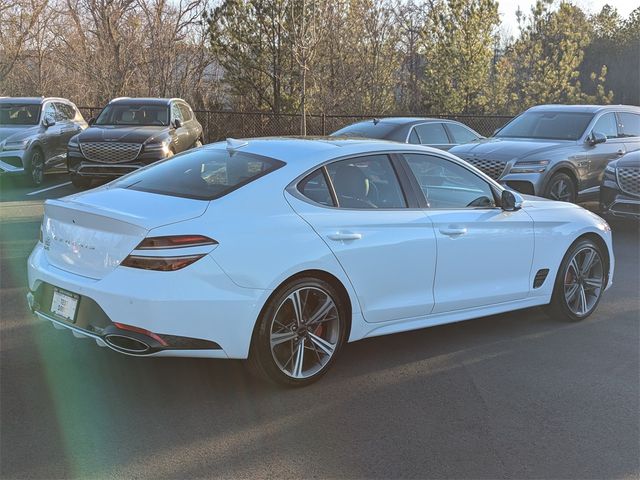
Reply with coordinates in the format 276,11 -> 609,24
78,107 -> 513,143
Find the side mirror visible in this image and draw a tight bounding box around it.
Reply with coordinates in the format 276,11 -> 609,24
588,131 -> 607,146
43,116 -> 55,128
88,117 -> 96,126
173,118 -> 182,129
501,189 -> 523,211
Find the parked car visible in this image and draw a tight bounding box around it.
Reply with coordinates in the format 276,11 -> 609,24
600,150 -> 640,220
449,105 -> 640,203
28,138 -> 613,386
330,117 -> 483,150
67,97 -> 203,187
0,97 -> 87,185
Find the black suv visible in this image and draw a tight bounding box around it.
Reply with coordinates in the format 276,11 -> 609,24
67,97 -> 203,187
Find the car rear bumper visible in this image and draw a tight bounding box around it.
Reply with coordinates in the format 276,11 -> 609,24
27,243 -> 270,359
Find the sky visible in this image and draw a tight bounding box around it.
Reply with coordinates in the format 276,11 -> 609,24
499,0 -> 639,37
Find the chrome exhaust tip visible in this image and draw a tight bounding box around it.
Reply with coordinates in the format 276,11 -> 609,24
104,334 -> 151,354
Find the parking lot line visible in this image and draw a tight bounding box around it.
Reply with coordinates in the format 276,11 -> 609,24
26,181 -> 72,196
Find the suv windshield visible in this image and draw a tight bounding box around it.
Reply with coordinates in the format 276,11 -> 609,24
95,104 -> 169,126
496,111 -> 594,141
0,104 -> 41,125
117,148 -> 285,200
331,121 -> 400,139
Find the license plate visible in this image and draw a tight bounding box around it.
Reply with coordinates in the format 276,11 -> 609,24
51,288 -> 79,323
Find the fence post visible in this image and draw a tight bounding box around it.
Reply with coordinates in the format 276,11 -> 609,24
321,113 -> 326,136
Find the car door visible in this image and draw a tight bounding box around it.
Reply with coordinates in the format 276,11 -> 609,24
40,102 -> 66,163
52,102 -> 80,167
413,122 -> 454,150
286,153 -> 437,323
400,152 -> 535,314
178,102 -> 200,147
618,112 -> 640,154
586,112 -> 626,189
170,101 -> 189,152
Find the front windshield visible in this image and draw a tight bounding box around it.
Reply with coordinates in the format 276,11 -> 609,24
95,104 -> 169,126
0,104 -> 41,125
496,111 -> 594,141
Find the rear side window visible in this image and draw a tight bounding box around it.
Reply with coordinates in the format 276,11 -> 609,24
446,123 -> 479,143
415,123 -> 449,144
298,169 -> 334,206
120,149 -> 284,200
619,113 -> 640,137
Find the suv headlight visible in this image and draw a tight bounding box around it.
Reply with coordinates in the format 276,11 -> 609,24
603,163 -> 617,182
2,139 -> 30,151
510,160 -> 550,174
144,140 -> 171,157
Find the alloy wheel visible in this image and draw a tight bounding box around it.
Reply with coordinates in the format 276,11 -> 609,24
269,286 -> 340,379
563,246 -> 604,316
30,151 -> 44,185
549,178 -> 573,202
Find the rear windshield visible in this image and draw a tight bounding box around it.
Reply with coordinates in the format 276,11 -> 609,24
117,148 -> 285,200
495,111 -> 594,140
0,104 -> 41,125
331,121 -> 400,140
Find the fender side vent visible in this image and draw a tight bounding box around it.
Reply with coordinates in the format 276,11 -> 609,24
533,269 -> 550,288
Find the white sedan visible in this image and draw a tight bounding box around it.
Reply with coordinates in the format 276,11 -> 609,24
27,138 -> 614,386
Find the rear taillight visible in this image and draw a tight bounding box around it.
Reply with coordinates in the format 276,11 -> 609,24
121,235 -> 216,271
136,235 -> 217,249
113,322 -> 169,346
121,254 -> 205,271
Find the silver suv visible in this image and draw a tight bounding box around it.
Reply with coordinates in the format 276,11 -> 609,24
450,105 -> 640,203
0,97 -> 87,185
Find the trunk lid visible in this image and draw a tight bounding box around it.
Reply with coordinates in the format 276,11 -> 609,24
43,187 -> 209,279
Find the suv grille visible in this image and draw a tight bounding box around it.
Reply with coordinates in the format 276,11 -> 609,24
80,142 -> 141,163
464,157 -> 506,180
617,167 -> 640,196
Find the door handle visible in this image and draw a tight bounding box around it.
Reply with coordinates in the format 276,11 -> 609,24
327,232 -> 362,241
439,227 -> 467,237
616,150 -> 625,156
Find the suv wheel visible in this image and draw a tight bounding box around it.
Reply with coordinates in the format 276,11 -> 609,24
27,148 -> 44,186
544,173 -> 576,203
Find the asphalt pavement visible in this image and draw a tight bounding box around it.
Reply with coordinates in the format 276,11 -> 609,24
0,176 -> 638,479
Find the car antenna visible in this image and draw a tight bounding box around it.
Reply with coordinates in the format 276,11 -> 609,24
226,138 -> 248,153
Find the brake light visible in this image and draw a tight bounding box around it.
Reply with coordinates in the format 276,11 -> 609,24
136,235 -> 217,250
121,254 -> 205,271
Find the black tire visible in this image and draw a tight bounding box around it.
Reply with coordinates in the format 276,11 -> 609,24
546,238 -> 607,322
26,148 -> 45,186
544,172 -> 577,203
247,276 -> 348,387
71,175 -> 91,189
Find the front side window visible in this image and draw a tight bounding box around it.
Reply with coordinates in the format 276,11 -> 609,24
496,111 -> 594,140
446,123 -> 479,143
42,103 -> 56,123
178,103 -> 193,121
404,154 -> 496,209
619,113 -> 640,137
414,123 -> 449,144
117,149 -> 284,200
54,103 -> 74,122
95,104 -> 169,126
171,103 -> 183,123
592,113 -> 619,139
0,104 -> 41,125
326,155 -> 406,209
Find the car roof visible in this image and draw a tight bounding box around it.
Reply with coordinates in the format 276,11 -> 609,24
346,117 -> 445,127
205,136 -> 444,166
0,97 -> 71,105
108,97 -> 184,106
527,104 -> 640,114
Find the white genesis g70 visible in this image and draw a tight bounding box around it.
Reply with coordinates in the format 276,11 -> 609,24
27,138 -> 614,386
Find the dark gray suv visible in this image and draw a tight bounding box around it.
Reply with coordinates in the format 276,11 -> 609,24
0,97 -> 87,185
450,105 -> 640,203
67,97 -> 203,187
